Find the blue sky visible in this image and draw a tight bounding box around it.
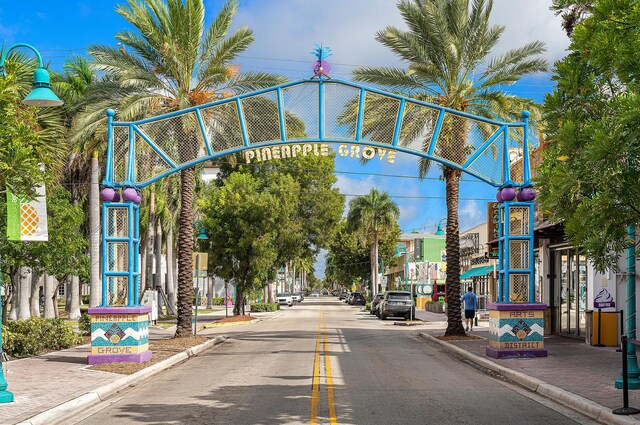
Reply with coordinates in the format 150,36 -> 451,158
1,1 -> 570,276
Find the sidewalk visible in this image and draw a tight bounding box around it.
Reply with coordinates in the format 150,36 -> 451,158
0,309 -> 278,425
416,310 -> 640,424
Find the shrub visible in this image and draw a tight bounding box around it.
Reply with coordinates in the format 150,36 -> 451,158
250,303 -> 279,312
210,297 -> 225,305
365,303 -> 371,310
2,317 -> 82,357
78,313 -> 92,336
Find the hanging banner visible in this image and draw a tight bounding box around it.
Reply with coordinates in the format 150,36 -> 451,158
7,183 -> 49,242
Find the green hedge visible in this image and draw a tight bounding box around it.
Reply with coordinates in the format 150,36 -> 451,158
2,318 -> 82,357
210,297 -> 225,305
250,303 -> 279,312
365,302 -> 371,310
79,313 -> 91,336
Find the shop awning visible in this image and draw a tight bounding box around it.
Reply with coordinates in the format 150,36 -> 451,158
460,265 -> 494,279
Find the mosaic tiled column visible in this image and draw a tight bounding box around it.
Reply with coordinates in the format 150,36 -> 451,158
88,306 -> 151,364
487,303 -> 546,358
487,197 -> 547,358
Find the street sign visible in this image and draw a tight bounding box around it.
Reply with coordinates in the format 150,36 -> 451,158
192,252 -> 208,271
416,284 -> 433,296
594,288 -> 615,309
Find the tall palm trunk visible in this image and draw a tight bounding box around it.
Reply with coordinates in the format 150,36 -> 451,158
44,275 -> 56,318
166,224 -> 176,313
373,232 -> 379,295
68,275 -> 81,320
444,167 -> 465,336
29,272 -> 40,318
18,267 -> 31,320
175,168 -> 195,337
8,275 -> 17,321
145,191 -> 155,291
89,153 -> 101,307
155,220 -> 164,312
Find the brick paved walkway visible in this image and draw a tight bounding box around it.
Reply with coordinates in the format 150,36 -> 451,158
422,326 -> 638,416
0,344 -> 120,425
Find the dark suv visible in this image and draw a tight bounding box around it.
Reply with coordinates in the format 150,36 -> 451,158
348,292 -> 366,306
378,291 -> 415,320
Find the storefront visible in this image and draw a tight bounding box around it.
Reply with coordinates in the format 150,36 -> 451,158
550,246 -> 588,338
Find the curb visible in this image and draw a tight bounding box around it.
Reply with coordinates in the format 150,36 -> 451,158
17,335 -> 227,425
202,318 -> 260,329
419,333 -> 639,425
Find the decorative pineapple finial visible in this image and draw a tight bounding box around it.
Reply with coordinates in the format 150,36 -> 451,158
310,43 -> 332,79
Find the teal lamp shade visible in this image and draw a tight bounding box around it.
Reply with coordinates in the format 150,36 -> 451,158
22,67 -> 63,107
434,224 -> 444,235
197,227 -> 209,240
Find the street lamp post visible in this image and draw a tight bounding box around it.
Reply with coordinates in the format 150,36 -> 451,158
191,221 -> 208,328
0,43 -> 63,404
434,218 -> 447,236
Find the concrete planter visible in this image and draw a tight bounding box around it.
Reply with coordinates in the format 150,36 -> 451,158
425,302 -> 445,314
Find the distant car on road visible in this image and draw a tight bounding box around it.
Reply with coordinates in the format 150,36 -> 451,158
310,290 -> 320,297
291,293 -> 303,303
378,291 -> 415,320
339,292 -> 349,301
276,293 -> 294,307
349,292 -> 366,306
370,294 -> 384,315
322,289 -> 329,295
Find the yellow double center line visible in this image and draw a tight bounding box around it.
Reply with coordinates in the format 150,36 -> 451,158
310,303 -> 338,425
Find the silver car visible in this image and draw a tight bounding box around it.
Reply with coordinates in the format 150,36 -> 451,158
378,291 -> 415,320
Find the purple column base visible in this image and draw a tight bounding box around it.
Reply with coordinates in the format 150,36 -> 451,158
486,347 -> 548,359
88,351 -> 152,365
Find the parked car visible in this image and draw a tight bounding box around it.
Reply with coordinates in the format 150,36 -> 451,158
349,292 -> 366,306
310,290 -> 320,297
291,293 -> 303,303
322,289 -> 329,295
276,293 -> 294,307
370,294 -> 385,315
378,291 -> 415,320
339,292 -> 349,301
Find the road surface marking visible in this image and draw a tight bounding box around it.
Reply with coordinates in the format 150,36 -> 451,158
310,307 -> 322,424
323,321 -> 338,425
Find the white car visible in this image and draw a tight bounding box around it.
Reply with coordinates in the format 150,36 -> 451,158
291,293 -> 302,303
276,293 -> 294,306
310,290 -> 320,297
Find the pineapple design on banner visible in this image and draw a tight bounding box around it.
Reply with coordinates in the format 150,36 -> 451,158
6,183 -> 49,242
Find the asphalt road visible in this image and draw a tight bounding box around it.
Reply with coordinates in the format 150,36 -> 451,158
74,297 -> 595,425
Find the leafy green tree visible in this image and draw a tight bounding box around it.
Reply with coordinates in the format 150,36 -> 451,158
199,172 -> 299,315
346,189 -> 400,295
218,151 -> 344,293
326,219 -> 399,291
80,0 -> 285,336
538,0 -> 640,271
352,0 -> 547,335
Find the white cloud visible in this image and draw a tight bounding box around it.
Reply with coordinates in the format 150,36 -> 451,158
232,0 -> 570,79
459,200 -> 484,231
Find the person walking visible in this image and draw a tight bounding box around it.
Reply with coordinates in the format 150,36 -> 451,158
460,286 -> 478,332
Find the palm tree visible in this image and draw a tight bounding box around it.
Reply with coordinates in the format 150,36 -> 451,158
54,56 -> 102,312
347,189 -> 400,296
83,0 -> 285,337
352,0 -> 547,335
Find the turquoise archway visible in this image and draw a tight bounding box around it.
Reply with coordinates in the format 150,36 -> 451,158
103,78 -> 533,189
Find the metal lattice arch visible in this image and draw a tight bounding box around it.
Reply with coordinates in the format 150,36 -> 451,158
100,78 -> 537,314
104,79 -> 533,189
